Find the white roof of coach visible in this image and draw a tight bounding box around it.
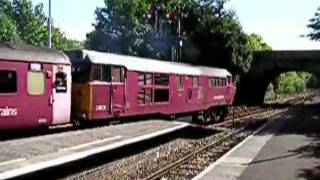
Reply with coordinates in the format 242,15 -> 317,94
0,42 -> 70,65
68,50 -> 231,78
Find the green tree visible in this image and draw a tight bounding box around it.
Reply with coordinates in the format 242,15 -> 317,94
248,34 -> 271,51
86,0 -> 253,75
11,0 -> 47,46
0,13 -> 20,42
0,0 -> 82,50
277,72 -> 312,94
307,7 -> 320,41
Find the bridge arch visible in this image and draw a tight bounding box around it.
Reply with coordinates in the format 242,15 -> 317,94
237,50 -> 320,105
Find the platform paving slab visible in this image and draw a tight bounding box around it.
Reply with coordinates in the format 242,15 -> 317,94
0,120 -> 189,180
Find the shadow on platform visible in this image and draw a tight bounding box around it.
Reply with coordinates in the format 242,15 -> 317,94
258,103 -> 320,180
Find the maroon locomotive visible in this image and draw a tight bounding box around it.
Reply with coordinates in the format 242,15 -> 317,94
68,50 -> 235,125
0,42 -> 235,131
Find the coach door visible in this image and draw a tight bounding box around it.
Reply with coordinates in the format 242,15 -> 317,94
110,66 -> 126,115
187,76 -> 199,104
52,65 -> 71,125
26,63 -> 53,127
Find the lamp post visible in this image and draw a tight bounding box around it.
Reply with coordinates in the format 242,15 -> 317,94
48,0 -> 52,48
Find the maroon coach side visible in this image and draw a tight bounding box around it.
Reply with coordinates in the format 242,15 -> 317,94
68,50 -> 235,124
0,43 -> 72,130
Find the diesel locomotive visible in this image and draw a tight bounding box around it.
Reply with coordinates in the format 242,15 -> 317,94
0,42 -> 235,130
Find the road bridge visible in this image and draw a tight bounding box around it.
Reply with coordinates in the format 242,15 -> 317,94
237,50 -> 320,105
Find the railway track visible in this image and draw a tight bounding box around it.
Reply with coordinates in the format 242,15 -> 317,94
215,106 -> 273,127
139,93 -> 315,180
141,110 -> 287,180
143,129 -> 246,180
61,108 -> 286,180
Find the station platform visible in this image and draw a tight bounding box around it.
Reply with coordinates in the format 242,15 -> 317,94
194,105 -> 320,180
0,120 -> 189,179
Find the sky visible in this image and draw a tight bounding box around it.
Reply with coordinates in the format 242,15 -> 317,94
31,0 -> 320,50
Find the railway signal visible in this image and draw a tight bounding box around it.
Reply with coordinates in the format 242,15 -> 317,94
144,4 -> 188,62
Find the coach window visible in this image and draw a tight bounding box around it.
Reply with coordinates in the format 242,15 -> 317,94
138,73 -> 152,86
223,79 -> 227,86
145,88 -> 153,104
208,78 -> 213,88
28,71 -> 45,95
145,73 -> 152,85
192,77 -> 199,87
0,70 -> 17,93
176,75 -> 183,90
154,89 -> 169,103
219,78 -> 222,86
138,73 -> 144,86
137,89 -> 145,105
55,71 -> 67,93
112,66 -> 125,82
227,76 -> 232,85
214,78 -> 219,87
92,65 -> 111,82
154,74 -> 169,86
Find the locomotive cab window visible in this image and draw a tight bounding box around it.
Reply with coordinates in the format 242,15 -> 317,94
28,71 -> 45,95
72,62 -> 90,83
92,65 -> 111,82
55,71 -> 67,93
0,70 -> 17,94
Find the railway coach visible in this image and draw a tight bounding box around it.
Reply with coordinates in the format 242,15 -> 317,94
67,50 -> 235,125
0,43 -> 71,130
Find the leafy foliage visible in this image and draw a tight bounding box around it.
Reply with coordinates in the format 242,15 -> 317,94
0,13 -> 20,42
86,0 -> 253,75
277,72 -> 313,94
0,0 -> 83,49
248,34 -> 271,51
267,71 -> 319,96
307,7 -> 320,41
